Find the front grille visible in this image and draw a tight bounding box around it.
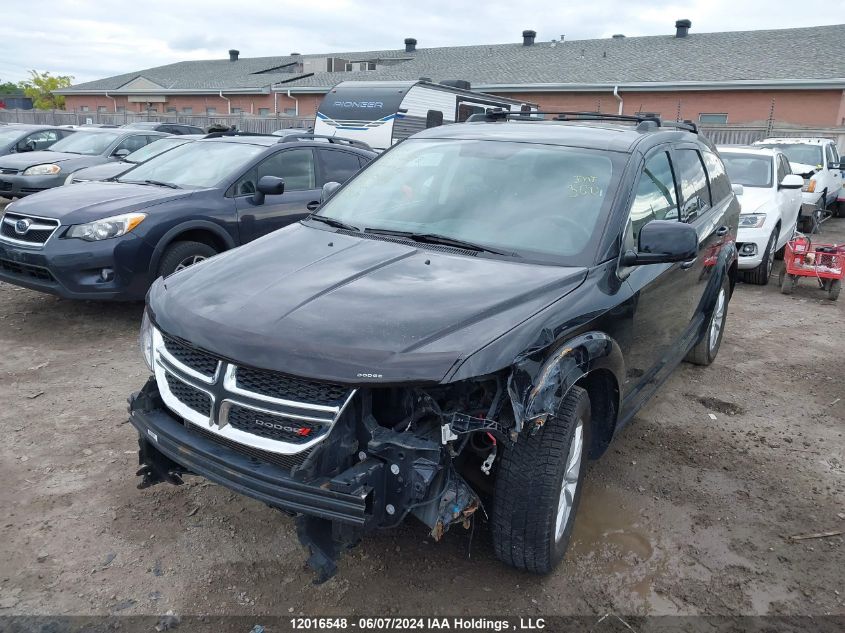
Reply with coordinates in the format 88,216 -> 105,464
1,212 -> 60,245
165,372 -> 212,417
0,258 -> 55,281
0,168 -> 19,175
0,181 -> 11,191
226,404 -> 323,444
236,366 -> 349,407
186,423 -> 312,471
162,335 -> 219,377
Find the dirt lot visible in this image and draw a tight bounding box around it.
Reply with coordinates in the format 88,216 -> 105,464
1,213 -> 843,626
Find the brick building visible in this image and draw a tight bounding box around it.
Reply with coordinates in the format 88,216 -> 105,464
57,22 -> 845,127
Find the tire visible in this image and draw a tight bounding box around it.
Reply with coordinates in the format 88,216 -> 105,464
829,279 -> 841,301
742,229 -> 777,285
834,202 -> 845,219
685,276 -> 730,366
157,241 -> 218,278
491,385 -> 591,574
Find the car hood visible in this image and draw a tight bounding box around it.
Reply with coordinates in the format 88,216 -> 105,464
0,150 -> 106,171
737,187 -> 773,214
70,161 -> 132,182
4,181 -> 194,224
149,224 -> 587,384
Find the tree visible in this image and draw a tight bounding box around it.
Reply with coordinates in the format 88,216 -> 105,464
18,70 -> 74,110
0,80 -> 20,95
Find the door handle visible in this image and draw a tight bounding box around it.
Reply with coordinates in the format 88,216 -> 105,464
715,226 -> 729,236
680,257 -> 697,270
306,201 -> 320,211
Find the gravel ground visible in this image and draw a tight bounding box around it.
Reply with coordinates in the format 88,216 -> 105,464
0,213 -> 843,624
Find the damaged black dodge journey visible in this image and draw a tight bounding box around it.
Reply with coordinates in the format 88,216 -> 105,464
128,111 -> 739,580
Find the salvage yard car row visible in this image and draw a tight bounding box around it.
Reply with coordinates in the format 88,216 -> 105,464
0,110 -> 843,583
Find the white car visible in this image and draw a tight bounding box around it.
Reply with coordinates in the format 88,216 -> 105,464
719,146 -> 804,284
753,137 -> 845,230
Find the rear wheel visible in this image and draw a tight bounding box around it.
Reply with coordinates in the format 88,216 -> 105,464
829,279 -> 841,301
685,276 -> 730,366
741,229 -> 777,285
779,271 -> 797,295
157,241 -> 218,278
491,385 -> 591,574
834,202 -> 845,219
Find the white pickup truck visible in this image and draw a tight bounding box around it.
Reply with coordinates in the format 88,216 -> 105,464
753,137 -> 845,230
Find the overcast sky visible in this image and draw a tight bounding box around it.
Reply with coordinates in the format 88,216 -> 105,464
0,0 -> 840,85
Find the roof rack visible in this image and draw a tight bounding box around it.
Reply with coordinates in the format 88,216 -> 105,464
202,130 -> 273,139
469,109 -> 698,133
276,133 -> 373,151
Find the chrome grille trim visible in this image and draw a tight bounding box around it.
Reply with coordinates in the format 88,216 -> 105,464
151,327 -> 356,456
0,211 -> 61,248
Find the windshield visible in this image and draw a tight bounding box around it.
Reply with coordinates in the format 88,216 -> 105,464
721,154 -> 773,188
117,140 -> 264,188
317,138 -> 617,262
49,131 -> 120,155
757,143 -> 822,167
125,137 -> 191,164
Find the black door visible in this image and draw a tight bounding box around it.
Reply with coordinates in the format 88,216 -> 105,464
619,148 -> 699,398
234,148 -> 321,243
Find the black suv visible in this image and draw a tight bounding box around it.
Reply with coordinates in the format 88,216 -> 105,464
128,113 -> 739,580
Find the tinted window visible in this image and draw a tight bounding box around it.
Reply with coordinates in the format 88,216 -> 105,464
720,154 -> 773,188
674,149 -> 711,222
235,148 -> 316,195
318,150 -> 361,184
702,150 -> 731,202
115,134 -> 152,154
627,151 -> 679,247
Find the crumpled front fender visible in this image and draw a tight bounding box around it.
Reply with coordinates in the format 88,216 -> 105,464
507,331 -> 624,432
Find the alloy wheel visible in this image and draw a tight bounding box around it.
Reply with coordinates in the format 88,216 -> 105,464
174,255 -> 207,272
554,419 -> 584,541
709,288 -> 726,353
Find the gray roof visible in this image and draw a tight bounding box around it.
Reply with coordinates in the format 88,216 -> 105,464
59,24 -> 845,95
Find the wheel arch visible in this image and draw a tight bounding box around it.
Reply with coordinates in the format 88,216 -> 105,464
507,330 -> 624,457
148,221 -> 237,279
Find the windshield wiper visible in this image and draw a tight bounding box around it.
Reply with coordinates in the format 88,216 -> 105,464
308,215 -> 360,232
364,228 -> 513,256
118,179 -> 180,189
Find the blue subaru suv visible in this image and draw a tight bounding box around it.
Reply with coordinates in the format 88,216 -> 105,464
0,133 -> 375,300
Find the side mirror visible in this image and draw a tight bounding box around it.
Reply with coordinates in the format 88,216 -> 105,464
731,183 -> 744,197
253,175 -> 285,205
779,174 -> 804,189
16,140 -> 34,152
621,220 -> 698,267
425,109 -> 444,129
321,181 -> 341,203
831,160 -> 845,171
113,148 -> 131,158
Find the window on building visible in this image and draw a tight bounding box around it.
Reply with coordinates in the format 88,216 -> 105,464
97,105 -> 108,113
116,106 -> 126,113
146,107 -> 158,113
283,108 -> 297,116
80,105 -> 89,112
182,107 -> 193,115
232,107 -> 242,114
674,149 -> 712,222
258,108 -> 270,116
166,107 -> 177,113
698,113 -> 728,124
635,111 -> 661,118
206,107 -> 216,115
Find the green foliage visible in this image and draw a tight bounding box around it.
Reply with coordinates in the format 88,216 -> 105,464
18,70 -> 74,109
0,80 -> 21,95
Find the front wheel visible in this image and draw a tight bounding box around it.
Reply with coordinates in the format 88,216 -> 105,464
157,241 -> 218,278
829,279 -> 841,301
491,385 -> 591,574
685,277 -> 730,366
741,229 -> 777,285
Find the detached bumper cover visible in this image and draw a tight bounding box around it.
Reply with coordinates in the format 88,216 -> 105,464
128,383 -> 372,525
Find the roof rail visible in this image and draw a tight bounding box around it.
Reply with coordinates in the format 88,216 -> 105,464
276,133 -> 373,150
471,109 -> 698,133
202,130 -> 273,139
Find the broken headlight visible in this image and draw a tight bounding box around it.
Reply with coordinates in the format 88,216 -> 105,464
139,310 -> 154,372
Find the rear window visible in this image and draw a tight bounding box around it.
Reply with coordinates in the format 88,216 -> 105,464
720,154 -> 773,188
